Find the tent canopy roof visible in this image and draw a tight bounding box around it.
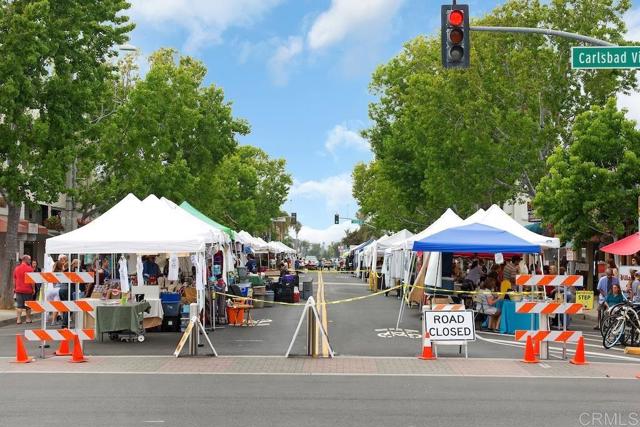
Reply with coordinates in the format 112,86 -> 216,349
601,233 -> 640,256
179,201 -> 235,239
46,194 -> 215,254
412,223 -> 541,253
390,209 -> 463,251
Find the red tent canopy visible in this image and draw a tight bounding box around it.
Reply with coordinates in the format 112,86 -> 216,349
600,233 -> 640,256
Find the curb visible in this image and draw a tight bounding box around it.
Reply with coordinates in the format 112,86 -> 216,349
0,314 -> 42,328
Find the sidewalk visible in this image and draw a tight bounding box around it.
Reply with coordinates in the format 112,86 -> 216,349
1,355 -> 638,380
0,309 -> 42,327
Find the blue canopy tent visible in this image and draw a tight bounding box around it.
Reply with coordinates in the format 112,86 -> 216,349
412,223 -> 541,253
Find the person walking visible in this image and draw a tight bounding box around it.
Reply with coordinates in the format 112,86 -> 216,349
13,255 -> 35,324
30,258 -> 42,300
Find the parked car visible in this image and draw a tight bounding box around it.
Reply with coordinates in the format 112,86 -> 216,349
304,256 -> 319,270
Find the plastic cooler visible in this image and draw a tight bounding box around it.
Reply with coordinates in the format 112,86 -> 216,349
160,292 -> 181,303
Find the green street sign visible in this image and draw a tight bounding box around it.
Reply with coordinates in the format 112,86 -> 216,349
351,219 -> 364,225
571,46 -> 640,69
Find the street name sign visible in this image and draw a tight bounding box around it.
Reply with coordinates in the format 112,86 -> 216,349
571,46 -> 640,69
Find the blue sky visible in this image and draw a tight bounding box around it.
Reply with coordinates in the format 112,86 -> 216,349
127,0 -> 640,243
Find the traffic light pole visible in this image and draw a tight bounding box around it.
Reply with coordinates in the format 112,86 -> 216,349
470,26 -> 614,47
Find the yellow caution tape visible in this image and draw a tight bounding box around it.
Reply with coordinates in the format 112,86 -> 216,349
213,284 -> 404,307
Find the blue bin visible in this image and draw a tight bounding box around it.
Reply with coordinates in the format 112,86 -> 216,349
162,302 -> 181,317
160,292 -> 181,303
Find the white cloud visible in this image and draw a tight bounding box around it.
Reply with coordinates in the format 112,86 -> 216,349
626,7 -> 640,42
307,0 -> 404,51
289,173 -> 354,211
325,123 -> 370,156
617,8 -> 640,127
268,36 -> 304,85
129,0 -> 283,52
292,222 -> 357,244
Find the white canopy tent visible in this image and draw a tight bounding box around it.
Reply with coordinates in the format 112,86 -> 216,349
46,194 -> 211,254
472,204 -> 560,249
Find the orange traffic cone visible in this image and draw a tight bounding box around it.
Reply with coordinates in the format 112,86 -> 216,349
418,332 -> 436,360
570,336 -> 588,365
54,338 -> 72,356
533,336 -> 541,356
522,335 -> 539,363
69,335 -> 87,363
12,334 -> 34,363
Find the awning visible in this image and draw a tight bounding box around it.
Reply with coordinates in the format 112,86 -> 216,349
600,233 -> 640,256
179,201 -> 235,240
412,223 -> 541,253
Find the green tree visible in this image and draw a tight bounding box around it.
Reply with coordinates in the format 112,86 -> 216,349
356,0 -> 636,232
200,146 -> 292,235
0,0 -> 132,307
73,48 -> 249,220
534,99 -> 640,247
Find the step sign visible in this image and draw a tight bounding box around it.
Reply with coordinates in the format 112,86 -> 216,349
571,46 -> 640,69
423,309 -> 475,342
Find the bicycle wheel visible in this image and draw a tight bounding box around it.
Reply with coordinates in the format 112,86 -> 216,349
601,303 -> 625,337
603,316 -> 625,349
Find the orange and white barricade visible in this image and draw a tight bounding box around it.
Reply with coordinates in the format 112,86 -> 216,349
24,328 -> 96,342
515,301 -> 583,360
26,300 -> 96,317
25,271 -> 94,284
515,274 -> 583,288
429,304 -> 465,311
515,330 -> 582,343
515,302 -> 584,315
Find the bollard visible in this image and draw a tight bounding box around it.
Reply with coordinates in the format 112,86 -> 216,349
307,306 -> 317,357
189,303 -> 198,356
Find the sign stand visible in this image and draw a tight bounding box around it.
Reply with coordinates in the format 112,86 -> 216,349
174,303 -> 217,357
285,296 -> 334,358
422,306 -> 475,358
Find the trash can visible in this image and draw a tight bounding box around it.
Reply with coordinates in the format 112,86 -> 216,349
264,291 -> 275,307
302,280 -> 313,300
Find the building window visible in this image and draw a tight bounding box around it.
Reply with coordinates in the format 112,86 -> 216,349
527,202 -> 540,223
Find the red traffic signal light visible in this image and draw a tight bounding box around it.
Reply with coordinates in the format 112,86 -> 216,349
441,4 -> 470,69
448,9 -> 464,27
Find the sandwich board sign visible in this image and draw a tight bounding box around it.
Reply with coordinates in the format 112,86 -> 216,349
422,309 -> 475,342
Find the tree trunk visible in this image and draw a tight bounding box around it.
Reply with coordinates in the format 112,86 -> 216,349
0,201 -> 20,308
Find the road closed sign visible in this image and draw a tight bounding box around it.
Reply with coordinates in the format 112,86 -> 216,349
423,310 -> 475,342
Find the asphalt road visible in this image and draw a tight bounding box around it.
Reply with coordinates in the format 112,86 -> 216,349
1,373 -> 637,427
0,272 -> 638,362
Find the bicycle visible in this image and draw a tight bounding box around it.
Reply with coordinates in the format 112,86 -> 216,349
602,302 -> 640,349
600,302 -> 626,338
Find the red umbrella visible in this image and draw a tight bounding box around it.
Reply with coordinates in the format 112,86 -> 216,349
600,233 -> 640,255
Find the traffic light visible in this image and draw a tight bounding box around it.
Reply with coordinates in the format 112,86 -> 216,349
441,4 -> 470,69
334,214 -> 339,224
291,212 -> 297,224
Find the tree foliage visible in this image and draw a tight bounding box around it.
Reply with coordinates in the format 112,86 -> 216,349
0,0 -> 132,307
355,0 -> 636,232
73,48 -> 249,219
534,99 -> 640,246
200,145 -> 292,236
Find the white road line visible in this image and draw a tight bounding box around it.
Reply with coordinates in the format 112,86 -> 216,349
476,333 -> 640,362
0,370 -> 636,380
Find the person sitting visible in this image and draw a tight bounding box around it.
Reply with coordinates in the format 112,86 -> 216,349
605,283 -> 625,308
465,260 -> 482,288
478,281 -> 501,331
